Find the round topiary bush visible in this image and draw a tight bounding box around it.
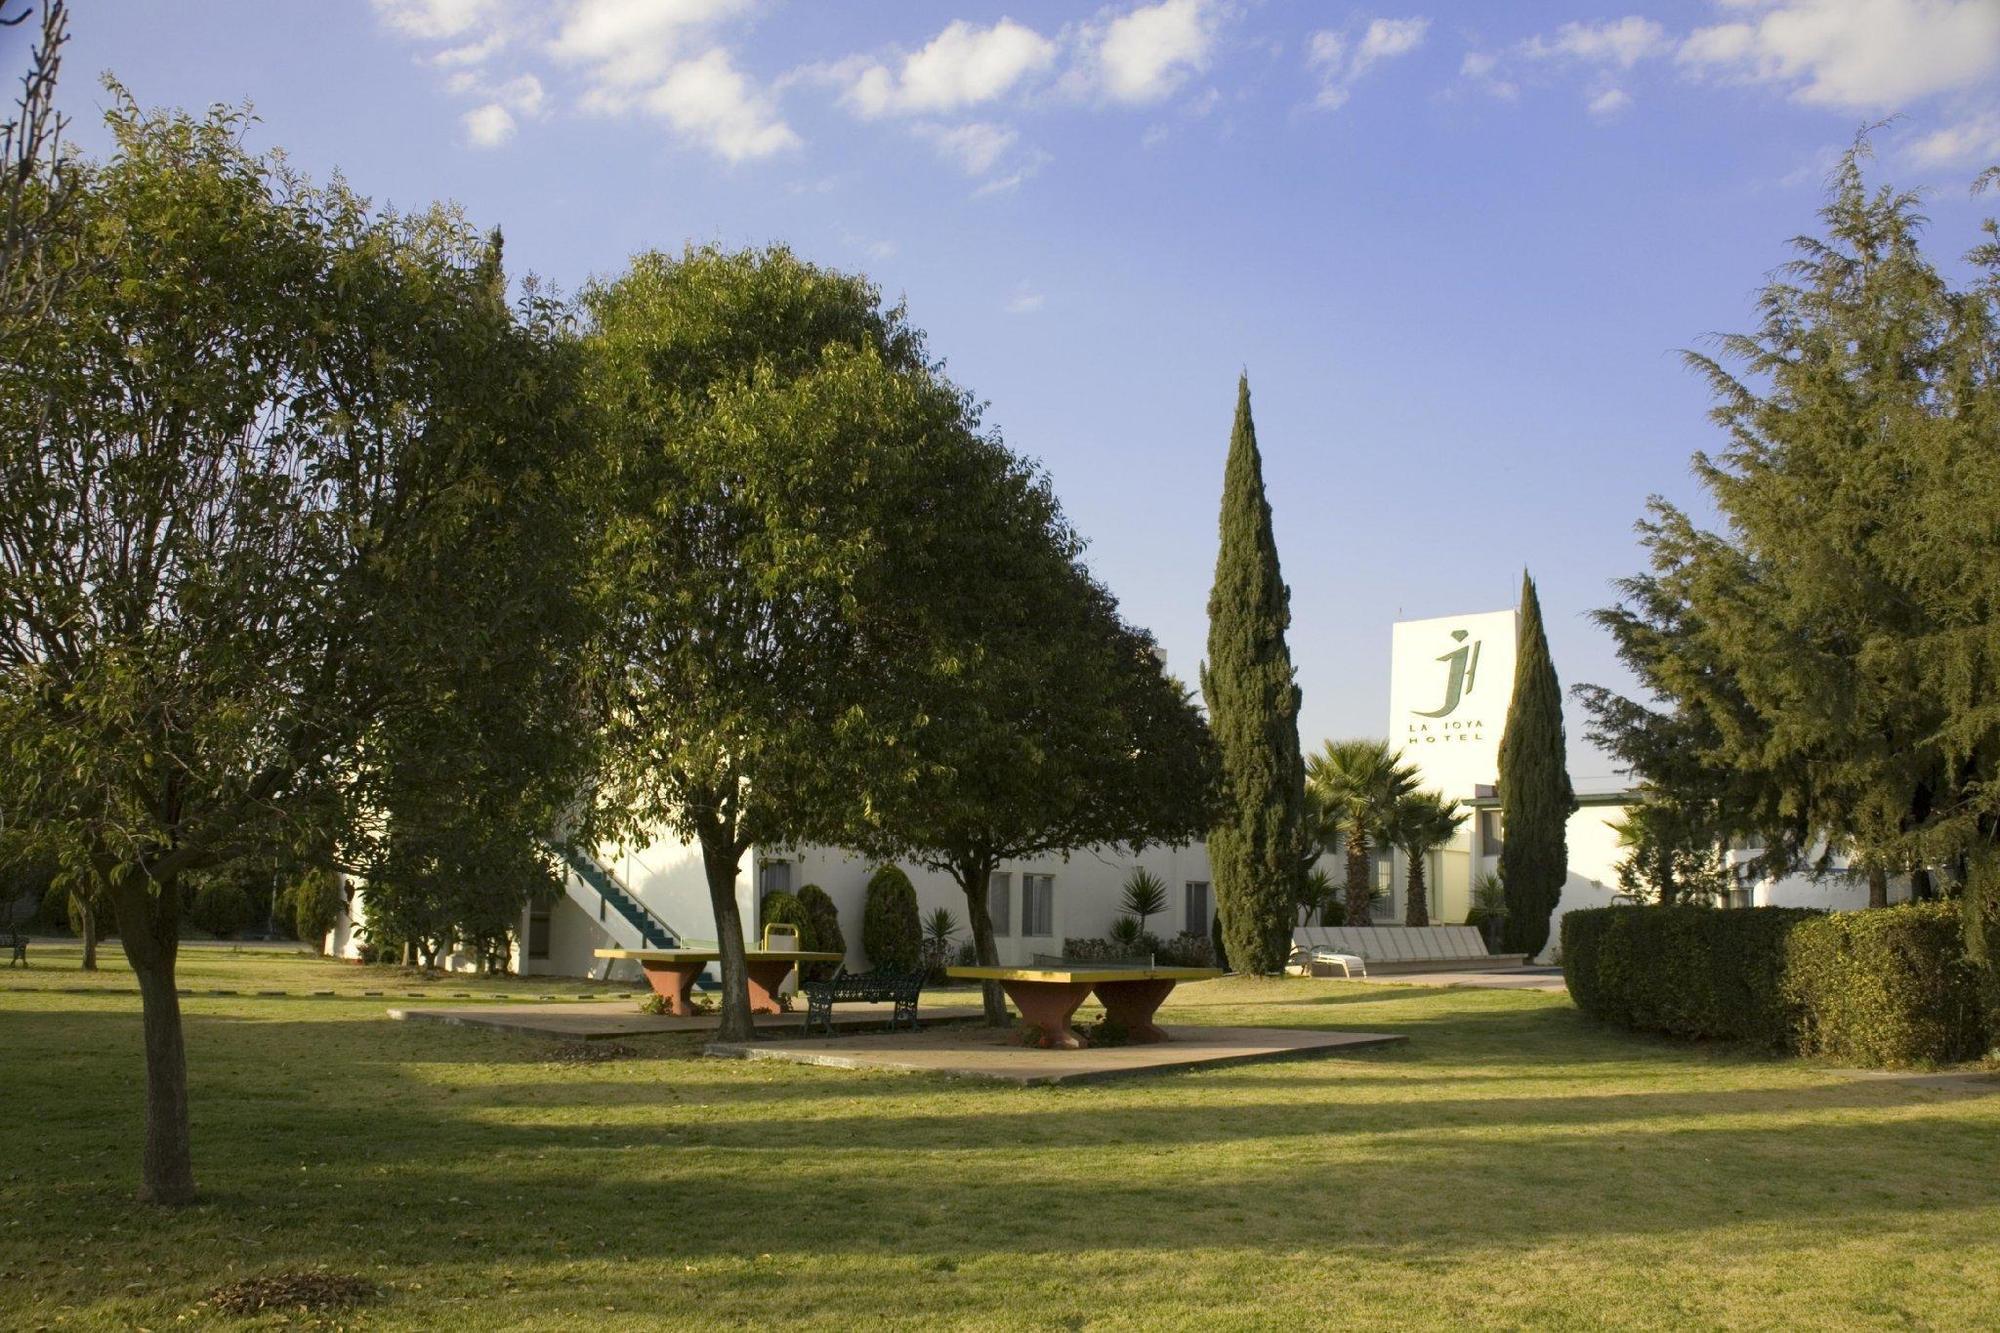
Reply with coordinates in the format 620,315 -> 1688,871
190,880 -> 253,939
862,865 -> 921,971
285,869 -> 343,951
795,884 -> 845,979
759,889 -> 809,946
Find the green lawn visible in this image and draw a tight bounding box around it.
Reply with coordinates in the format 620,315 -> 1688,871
4,951 -> 1998,1330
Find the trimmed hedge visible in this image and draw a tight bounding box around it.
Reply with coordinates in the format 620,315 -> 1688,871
1563,902 -> 1994,1067
794,884 -> 845,981
861,865 -> 921,971
759,890 -> 808,945
1786,903 -> 1989,1067
190,880 -> 253,939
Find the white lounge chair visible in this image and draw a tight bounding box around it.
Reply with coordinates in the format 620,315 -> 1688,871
1286,943 -> 1368,978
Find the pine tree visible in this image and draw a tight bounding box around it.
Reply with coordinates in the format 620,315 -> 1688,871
1200,375 -> 1305,974
1498,571 -> 1574,958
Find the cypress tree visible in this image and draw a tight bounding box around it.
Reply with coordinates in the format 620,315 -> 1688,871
1498,571 -> 1575,958
1200,374 -> 1305,974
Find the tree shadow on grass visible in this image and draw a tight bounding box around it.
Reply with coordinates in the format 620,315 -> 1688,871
10,1005 -> 2000,1279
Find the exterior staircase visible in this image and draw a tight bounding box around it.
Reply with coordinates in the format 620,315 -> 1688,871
555,845 -> 680,951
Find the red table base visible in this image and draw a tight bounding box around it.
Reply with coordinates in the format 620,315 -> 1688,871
1000,979 -> 1097,1048
638,958 -> 799,1016
1092,978 -> 1176,1044
637,959 -> 703,1016
744,959 -> 796,1015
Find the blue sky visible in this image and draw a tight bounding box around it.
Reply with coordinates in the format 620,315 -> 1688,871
13,0 -> 2000,778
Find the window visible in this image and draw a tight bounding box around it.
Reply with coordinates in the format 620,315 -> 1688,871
757,860 -> 791,897
1185,880 -> 1211,934
988,871 -> 1012,938
1022,874 -> 1054,937
1478,809 -> 1504,856
1728,885 -> 1755,910
527,901 -> 552,960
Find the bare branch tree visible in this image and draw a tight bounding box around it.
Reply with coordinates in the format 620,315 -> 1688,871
0,0 -> 75,342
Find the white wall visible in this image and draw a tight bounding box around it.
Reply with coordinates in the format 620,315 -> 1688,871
768,842 -> 1218,970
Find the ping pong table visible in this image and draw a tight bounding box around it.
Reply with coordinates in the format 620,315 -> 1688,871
946,956 -> 1222,1048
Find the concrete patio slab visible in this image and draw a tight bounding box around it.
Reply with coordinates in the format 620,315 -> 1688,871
706,1024 -> 1407,1086
388,998 -> 983,1040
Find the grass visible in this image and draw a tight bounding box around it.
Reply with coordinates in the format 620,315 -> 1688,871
4,950 -> 1999,1329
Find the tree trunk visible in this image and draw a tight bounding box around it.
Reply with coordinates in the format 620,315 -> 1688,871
1343,830 -> 1372,927
697,826 -> 755,1043
108,874 -> 196,1205
952,857 -> 1008,1025
1867,864 -> 1889,910
1404,856 -> 1429,928
1911,866 -> 1935,902
77,893 -> 98,970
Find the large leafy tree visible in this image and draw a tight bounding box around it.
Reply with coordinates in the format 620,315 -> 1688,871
1384,788 -> 1466,927
582,245 -> 991,1042
1201,375 -> 1306,974
1583,145 -> 2000,980
1608,794 -> 1733,907
1498,571 -> 1575,957
0,96 -> 589,1203
847,550 -> 1218,1021
1305,739 -> 1418,926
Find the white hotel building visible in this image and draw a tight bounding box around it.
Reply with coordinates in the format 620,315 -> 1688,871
330,608 -> 1900,977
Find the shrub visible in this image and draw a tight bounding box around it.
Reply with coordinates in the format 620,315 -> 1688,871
1157,931 -> 1216,969
1563,902 -> 1993,1066
1210,907 -> 1229,973
759,889 -> 809,946
1063,933 -> 1162,963
1785,902 -> 1989,1067
190,880 -> 254,939
283,870 -> 343,951
862,865 -> 921,971
795,884 -> 845,980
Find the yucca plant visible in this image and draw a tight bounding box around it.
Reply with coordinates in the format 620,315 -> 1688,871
1118,867 -> 1168,936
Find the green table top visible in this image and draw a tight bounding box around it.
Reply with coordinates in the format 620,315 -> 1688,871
946,965 -> 1223,984
593,949 -> 844,963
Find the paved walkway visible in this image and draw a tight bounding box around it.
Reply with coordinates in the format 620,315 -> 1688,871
708,1024 -> 1407,1086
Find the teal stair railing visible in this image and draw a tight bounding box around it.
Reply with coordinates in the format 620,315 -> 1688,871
556,846 -> 679,950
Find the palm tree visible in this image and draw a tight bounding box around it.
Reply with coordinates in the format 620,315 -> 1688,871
1118,867 -> 1168,936
1386,789 -> 1468,927
1306,739 -> 1419,926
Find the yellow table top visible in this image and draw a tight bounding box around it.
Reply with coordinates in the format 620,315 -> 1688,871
593,949 -> 844,963
946,965 -> 1223,984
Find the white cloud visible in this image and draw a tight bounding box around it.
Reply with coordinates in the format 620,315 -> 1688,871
1523,17 -> 1672,68
1677,0 -> 2000,108
642,48 -> 799,162
1090,0 -> 1215,104
1910,114 -> 2000,166
972,153 -> 1048,197
1310,16 -> 1429,110
1460,49 -> 1519,100
373,0 -> 497,41
463,102 -> 516,146
846,18 -> 1057,118
917,121 -> 1020,175
1587,87 -> 1634,117
1004,290 -> 1046,314
550,0 -> 754,91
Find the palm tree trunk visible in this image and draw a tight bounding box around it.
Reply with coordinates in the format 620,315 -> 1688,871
1343,828 -> 1372,926
1405,856 -> 1430,928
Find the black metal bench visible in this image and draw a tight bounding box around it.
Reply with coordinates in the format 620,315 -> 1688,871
800,967 -> 924,1036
